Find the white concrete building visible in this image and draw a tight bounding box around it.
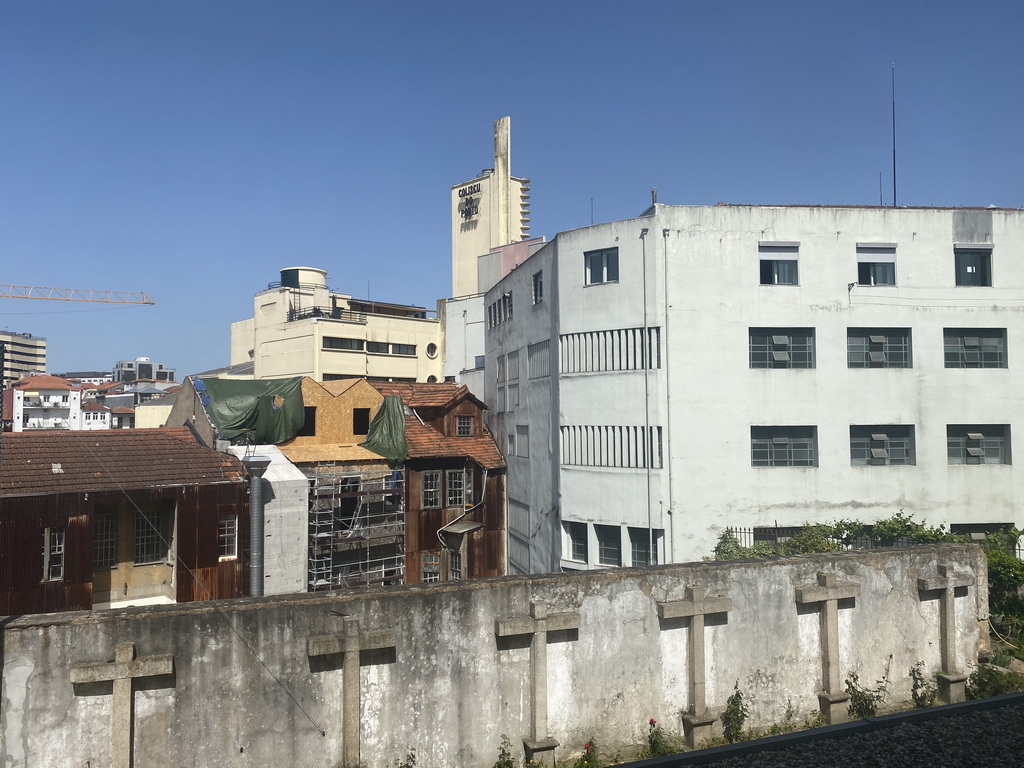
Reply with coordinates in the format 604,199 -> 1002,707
231,266 -> 443,383
486,203 -> 1024,573
113,356 -> 176,383
3,375 -> 83,432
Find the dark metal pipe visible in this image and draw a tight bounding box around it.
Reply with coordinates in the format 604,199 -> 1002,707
242,455 -> 272,597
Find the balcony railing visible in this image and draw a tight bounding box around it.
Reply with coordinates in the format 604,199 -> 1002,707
287,306 -> 367,323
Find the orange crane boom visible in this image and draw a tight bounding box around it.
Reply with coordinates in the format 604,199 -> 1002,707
0,284 -> 154,304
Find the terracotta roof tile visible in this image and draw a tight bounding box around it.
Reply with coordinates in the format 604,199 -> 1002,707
81,401 -> 110,412
403,417 -> 505,469
11,375 -> 80,391
371,381 -> 485,409
111,406 -> 135,414
0,428 -> 245,495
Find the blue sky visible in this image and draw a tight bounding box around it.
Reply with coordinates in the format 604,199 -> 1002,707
2,1 -> 1022,376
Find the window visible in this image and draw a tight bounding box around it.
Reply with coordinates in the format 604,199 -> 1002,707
596,524 -> 621,567
133,510 -> 168,565
218,514 -> 237,559
856,244 -> 897,286
323,337 -> 364,351
944,329 -> 1006,368
504,291 -> 513,320
850,425 -> 915,466
629,527 -> 652,566
297,406 -> 316,437
456,415 -> 472,436
847,328 -> 912,368
565,521 -> 588,562
507,432 -> 516,456
955,247 -> 992,286
367,341 -> 389,354
516,425 -> 529,457
947,425 -> 1010,465
93,510 -> 117,568
496,355 -> 506,384
446,469 -> 469,507
392,344 -> 416,356
449,550 -> 463,580
758,242 -> 799,285
528,340 -> 550,378
751,426 -> 817,467
42,527 -> 64,580
533,271 -> 544,304
353,408 -> 371,435
560,327 -> 661,373
422,552 -> 440,582
426,343 -> 438,358
585,247 -> 619,285
749,328 -> 815,369
422,472 -> 441,508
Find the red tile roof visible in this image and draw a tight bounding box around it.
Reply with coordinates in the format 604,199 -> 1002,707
0,428 -> 245,495
371,381 -> 485,409
403,417 -> 505,469
111,406 -> 135,414
81,401 -> 110,412
11,375 -> 79,391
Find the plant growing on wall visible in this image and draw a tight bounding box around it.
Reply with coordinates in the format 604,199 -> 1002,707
636,718 -> 675,758
571,739 -> 600,768
909,661 -> 938,708
845,658 -> 891,719
721,682 -> 748,743
492,734 -> 516,768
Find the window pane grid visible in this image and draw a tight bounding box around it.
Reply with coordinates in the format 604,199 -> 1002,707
93,511 -> 117,568
749,328 -> 815,368
446,470 -> 465,507
422,472 -> 441,508
944,329 -> 1006,368
596,525 -> 621,566
47,529 -> 65,580
948,425 -> 1009,465
134,510 -> 166,565
751,427 -> 817,467
847,328 -> 911,368
850,426 -> 914,466
456,416 -> 472,436
218,514 -> 237,558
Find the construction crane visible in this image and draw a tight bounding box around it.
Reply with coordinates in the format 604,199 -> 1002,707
0,284 -> 154,304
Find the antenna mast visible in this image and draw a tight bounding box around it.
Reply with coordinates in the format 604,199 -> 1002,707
891,64 -> 897,207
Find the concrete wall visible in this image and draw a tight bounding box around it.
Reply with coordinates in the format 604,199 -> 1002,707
227,446 -> 309,596
1,545 -> 986,767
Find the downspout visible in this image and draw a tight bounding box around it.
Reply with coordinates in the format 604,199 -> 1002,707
243,454 -> 272,597
640,227 -> 653,563
662,225 -> 675,564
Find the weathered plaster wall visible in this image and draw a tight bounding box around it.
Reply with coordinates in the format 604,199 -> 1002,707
2,545 -> 986,768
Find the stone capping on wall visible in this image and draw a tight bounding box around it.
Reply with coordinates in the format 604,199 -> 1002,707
2,544 -> 988,768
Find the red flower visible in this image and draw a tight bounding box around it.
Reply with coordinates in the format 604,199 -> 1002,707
649,718 -> 657,726
584,742 -> 590,750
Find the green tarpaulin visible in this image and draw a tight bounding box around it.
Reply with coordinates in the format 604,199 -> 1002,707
360,395 -> 407,467
198,376 -> 305,445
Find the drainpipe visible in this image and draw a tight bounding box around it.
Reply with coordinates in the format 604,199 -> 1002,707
243,454 -> 272,597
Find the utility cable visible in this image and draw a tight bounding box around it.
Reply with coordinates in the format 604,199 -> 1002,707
59,424 -> 327,736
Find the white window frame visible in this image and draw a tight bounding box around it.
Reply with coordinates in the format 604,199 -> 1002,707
42,527 -> 65,581
422,471 -> 441,508
584,248 -> 619,286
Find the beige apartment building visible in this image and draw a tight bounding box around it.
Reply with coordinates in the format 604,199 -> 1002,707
231,266 -> 443,383
0,331 -> 46,389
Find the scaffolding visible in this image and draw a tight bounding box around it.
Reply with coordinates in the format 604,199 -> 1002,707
306,463 -> 405,591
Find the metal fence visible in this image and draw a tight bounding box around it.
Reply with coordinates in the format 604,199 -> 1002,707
724,525 -> 1024,558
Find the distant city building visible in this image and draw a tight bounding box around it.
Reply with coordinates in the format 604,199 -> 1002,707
113,357 -> 175,383
2,375 -> 82,432
54,371 -> 113,385
81,400 -> 111,430
486,203 -> 1024,573
441,117 -> 542,389
0,331 -> 46,389
230,266 -> 443,383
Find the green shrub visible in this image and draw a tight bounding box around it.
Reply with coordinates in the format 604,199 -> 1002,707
572,738 -> 600,768
636,718 -> 675,758
721,683 -> 748,743
492,734 -> 516,768
909,661 -> 937,708
966,665 -> 1024,699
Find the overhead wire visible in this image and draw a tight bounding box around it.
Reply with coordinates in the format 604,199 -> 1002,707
59,422 -> 327,736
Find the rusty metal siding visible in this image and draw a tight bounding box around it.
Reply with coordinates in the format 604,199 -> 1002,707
175,483 -> 248,603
